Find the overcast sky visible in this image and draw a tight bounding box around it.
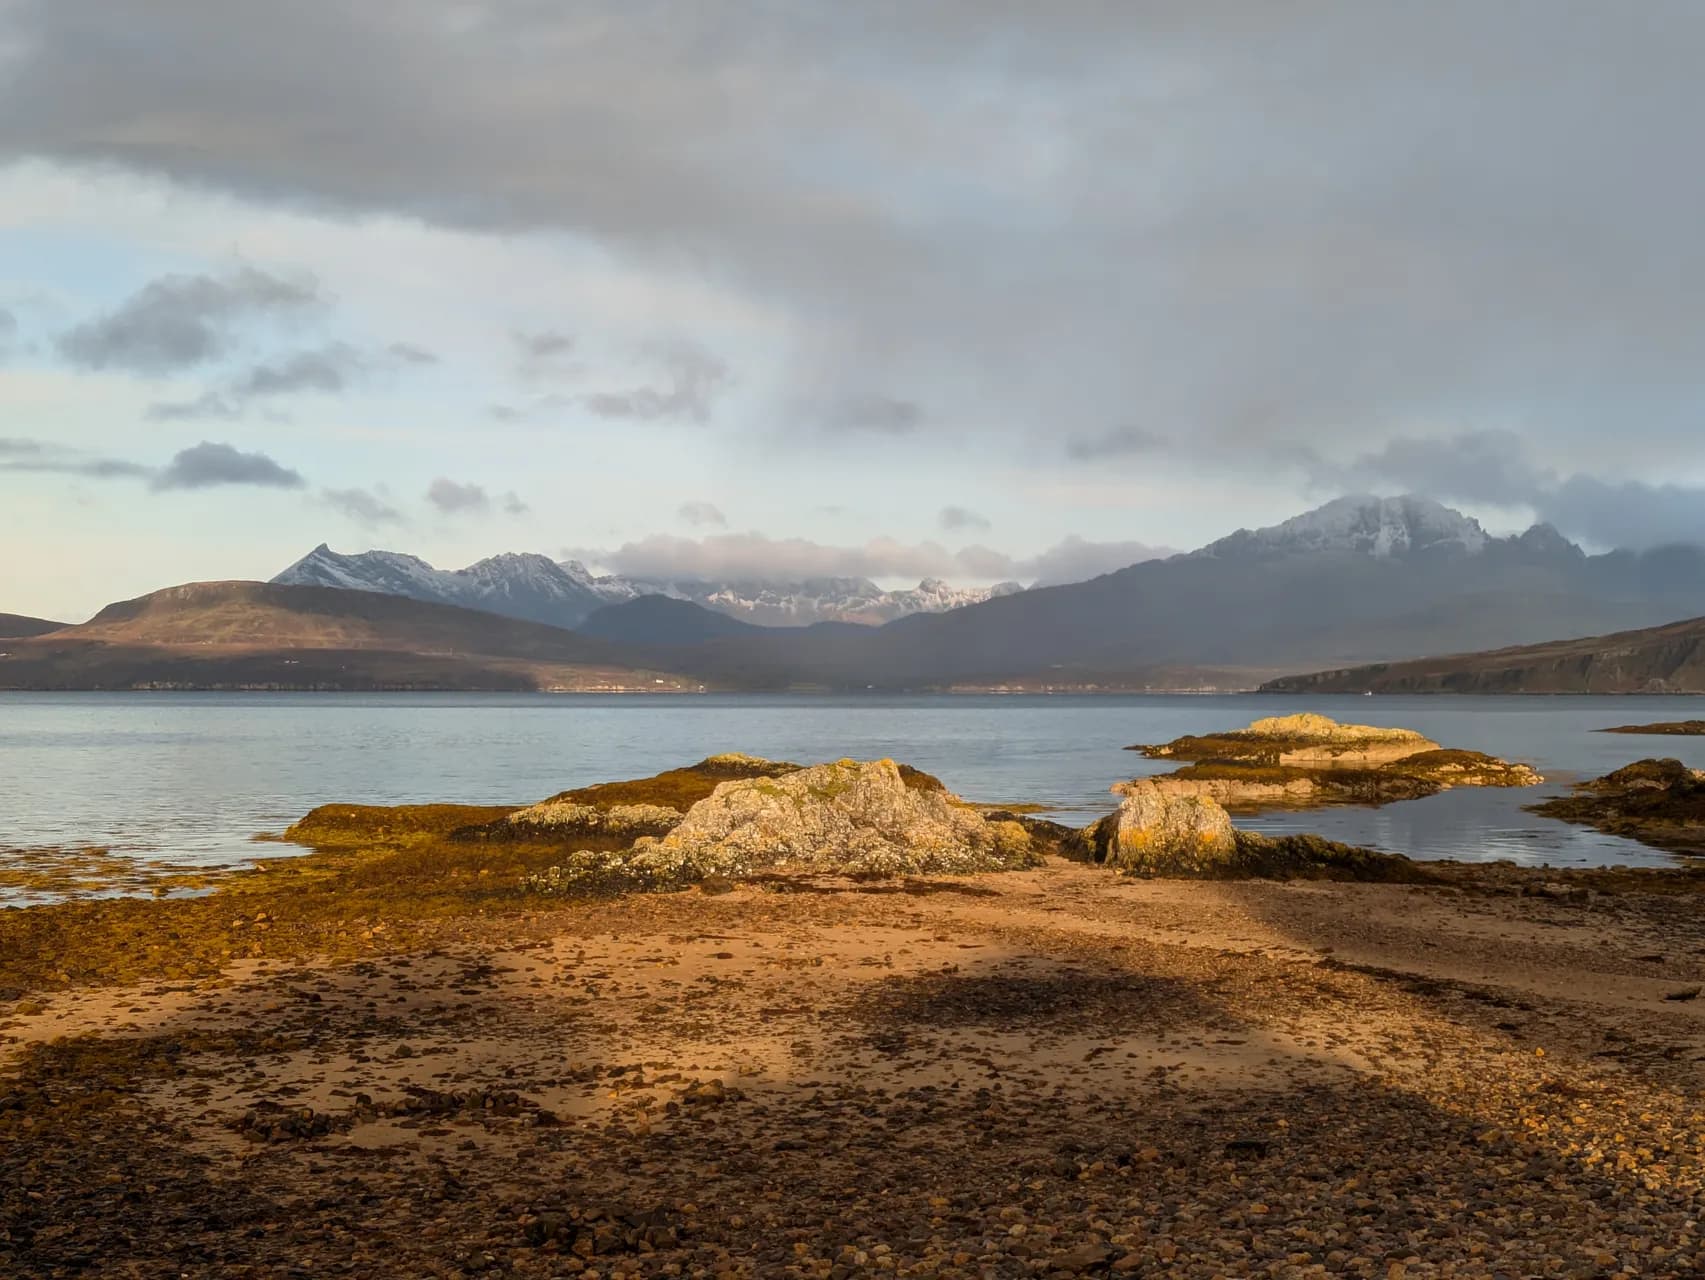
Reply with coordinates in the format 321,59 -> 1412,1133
6,2 -> 1705,620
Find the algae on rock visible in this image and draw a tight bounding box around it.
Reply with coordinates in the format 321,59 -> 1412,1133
525,758 -> 1039,894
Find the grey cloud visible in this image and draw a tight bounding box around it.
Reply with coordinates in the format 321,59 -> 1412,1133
57,267 -> 320,374
427,477 -> 529,517
234,342 -> 361,397
569,530 -> 1170,586
678,501 -> 727,528
388,342 -> 438,366
938,505 -> 989,532
819,395 -> 923,435
150,441 -> 306,491
582,341 -> 728,423
513,330 -> 577,381
10,4 -> 1705,537
427,477 -> 490,514
0,435 -> 151,478
147,341 -> 434,419
323,486 -> 403,526
1065,426 -> 1168,462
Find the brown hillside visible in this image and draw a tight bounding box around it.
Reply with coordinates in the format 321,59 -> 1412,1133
0,581 -> 702,692
1262,615 -> 1705,694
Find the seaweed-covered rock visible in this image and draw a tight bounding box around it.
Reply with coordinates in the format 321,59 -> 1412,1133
525,758 -> 1038,893
1531,758 -> 1705,856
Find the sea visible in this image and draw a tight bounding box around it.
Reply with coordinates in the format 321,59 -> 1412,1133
4,692 -> 1705,903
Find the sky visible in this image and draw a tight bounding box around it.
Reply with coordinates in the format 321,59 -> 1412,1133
6,2 -> 1705,621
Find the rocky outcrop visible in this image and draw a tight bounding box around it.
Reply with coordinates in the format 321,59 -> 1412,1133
1531,758 -> 1705,856
1127,715 -> 1541,812
1072,780 -> 1428,881
525,758 -> 1039,893
1133,713 -> 1439,766
1075,781 -> 1237,874
1601,720 -> 1705,736
457,754 -> 802,843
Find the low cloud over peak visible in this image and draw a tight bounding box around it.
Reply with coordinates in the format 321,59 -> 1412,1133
564,530 -> 1173,587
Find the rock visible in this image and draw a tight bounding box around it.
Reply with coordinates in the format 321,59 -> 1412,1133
1076,781 -> 1237,874
1051,1242 -> 1113,1271
1662,987 -> 1701,1002
497,801 -> 682,842
1530,758 -> 1705,857
527,759 -> 1040,892
1132,713 -> 1438,766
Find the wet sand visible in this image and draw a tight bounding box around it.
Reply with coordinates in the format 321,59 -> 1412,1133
4,859 -> 1704,1278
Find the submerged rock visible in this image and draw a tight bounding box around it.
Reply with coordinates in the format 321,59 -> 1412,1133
525,758 -> 1039,893
1530,758 -> 1705,856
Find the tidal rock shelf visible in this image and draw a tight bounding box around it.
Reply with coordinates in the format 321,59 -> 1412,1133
1531,758 -> 1705,857
1127,713 -> 1542,812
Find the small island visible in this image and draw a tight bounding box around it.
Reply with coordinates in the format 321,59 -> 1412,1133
1601,720 -> 1705,736
1126,712 -> 1543,812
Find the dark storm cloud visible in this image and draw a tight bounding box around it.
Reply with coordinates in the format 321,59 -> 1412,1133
57,268 -> 321,373
581,341 -> 728,423
150,441 -> 307,491
7,3 -> 1705,533
322,485 -> 403,526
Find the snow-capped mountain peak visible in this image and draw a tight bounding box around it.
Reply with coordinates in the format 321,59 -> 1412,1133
1200,495 -> 1490,560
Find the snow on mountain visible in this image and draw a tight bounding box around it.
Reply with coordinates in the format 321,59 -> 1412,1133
272,545 -> 1026,629
1198,495 -> 1493,560
273,544 -> 617,629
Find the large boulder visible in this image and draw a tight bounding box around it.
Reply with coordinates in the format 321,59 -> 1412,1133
526,758 -> 1038,892
1079,780 -> 1238,874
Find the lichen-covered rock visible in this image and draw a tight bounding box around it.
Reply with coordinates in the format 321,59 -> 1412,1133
499,802 -> 682,841
525,758 -> 1039,893
1078,780 -> 1238,874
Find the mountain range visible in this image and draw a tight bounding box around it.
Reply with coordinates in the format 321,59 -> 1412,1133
272,544 -> 1024,629
12,495 -> 1705,692
0,582 -> 698,692
597,495 -> 1705,690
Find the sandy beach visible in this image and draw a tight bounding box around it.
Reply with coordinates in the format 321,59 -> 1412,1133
5,856 -> 1703,1279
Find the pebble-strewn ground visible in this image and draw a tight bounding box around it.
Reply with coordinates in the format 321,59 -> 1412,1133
3,861 -> 1703,1278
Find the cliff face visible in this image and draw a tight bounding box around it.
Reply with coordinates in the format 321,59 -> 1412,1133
1263,616 -> 1705,694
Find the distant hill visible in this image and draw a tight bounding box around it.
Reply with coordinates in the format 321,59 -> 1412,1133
0,612 -> 66,639
576,595 -> 766,647
1261,615 -> 1705,694
0,581 -> 701,692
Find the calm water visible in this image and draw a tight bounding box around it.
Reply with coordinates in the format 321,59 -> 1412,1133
5,693 -> 1705,897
